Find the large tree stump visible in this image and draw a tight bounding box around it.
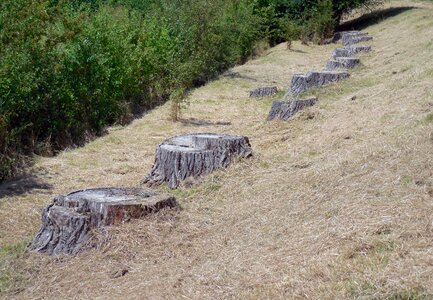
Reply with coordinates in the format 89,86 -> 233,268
29,188 -> 177,255
326,57 -> 360,70
143,133 -> 253,188
268,97 -> 317,121
249,86 -> 278,98
342,35 -> 373,47
290,71 -> 350,96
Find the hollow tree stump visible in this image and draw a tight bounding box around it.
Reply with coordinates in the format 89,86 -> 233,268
143,133 -> 253,188
290,71 -> 350,96
326,57 -> 360,70
29,188 -> 177,255
268,97 -> 317,121
249,86 -> 278,98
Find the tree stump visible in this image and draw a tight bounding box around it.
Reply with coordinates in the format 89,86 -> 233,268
331,48 -> 351,59
331,46 -> 371,59
342,35 -> 373,47
268,97 -> 317,121
326,57 -> 360,70
346,45 -> 372,55
332,31 -> 368,43
290,71 -> 350,96
29,188 -> 177,255
249,86 -> 278,98
222,71 -> 241,79
143,133 -> 253,188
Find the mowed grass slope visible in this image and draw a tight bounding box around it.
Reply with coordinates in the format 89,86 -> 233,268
1,1 -> 433,298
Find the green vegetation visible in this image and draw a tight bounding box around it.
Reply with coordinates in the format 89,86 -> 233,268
0,240 -> 29,293
0,0 -> 382,181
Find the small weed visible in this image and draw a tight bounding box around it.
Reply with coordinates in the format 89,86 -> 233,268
0,240 -> 29,294
401,175 -> 413,186
159,184 -> 199,200
308,150 -> 320,157
373,289 -> 428,300
422,69 -> 433,78
259,160 -> 270,169
274,90 -> 287,99
423,113 -> 433,124
0,240 -> 28,258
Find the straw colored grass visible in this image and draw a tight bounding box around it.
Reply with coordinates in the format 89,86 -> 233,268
1,1 -> 432,298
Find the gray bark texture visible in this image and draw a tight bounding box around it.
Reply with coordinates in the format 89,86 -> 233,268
222,71 -> 241,78
143,133 -> 253,189
29,188 -> 177,255
331,46 -> 371,59
326,57 -> 360,70
268,97 -> 317,121
346,45 -> 372,55
249,86 -> 278,98
342,35 -> 373,47
331,47 -> 351,59
290,71 -> 350,96
332,31 -> 368,43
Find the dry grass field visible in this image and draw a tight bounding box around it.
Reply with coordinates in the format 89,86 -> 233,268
1,0 -> 432,298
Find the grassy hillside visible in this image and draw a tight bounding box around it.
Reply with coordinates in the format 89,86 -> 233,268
1,0 -> 432,298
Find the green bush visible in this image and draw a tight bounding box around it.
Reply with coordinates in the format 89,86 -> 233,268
301,0 -> 336,44
0,0 -> 383,181
0,0 -> 263,180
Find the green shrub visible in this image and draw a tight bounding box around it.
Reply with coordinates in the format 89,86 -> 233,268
283,20 -> 301,49
0,0 -> 383,181
301,0 -> 336,44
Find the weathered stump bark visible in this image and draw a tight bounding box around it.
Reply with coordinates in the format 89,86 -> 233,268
143,133 -> 253,188
290,71 -> 350,95
331,46 -> 371,59
249,86 -> 278,98
346,45 -> 372,55
268,97 -> 317,121
326,57 -> 360,70
332,31 -> 368,43
342,35 -> 373,47
331,48 -> 351,59
29,188 -> 177,255
222,71 -> 241,79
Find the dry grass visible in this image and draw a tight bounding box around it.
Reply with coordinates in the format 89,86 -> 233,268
1,1 -> 433,299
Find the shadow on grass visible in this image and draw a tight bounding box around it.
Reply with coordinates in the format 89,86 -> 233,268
338,6 -> 417,31
0,173 -> 52,199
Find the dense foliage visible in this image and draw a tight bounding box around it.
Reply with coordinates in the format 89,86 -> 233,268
0,0 -> 382,180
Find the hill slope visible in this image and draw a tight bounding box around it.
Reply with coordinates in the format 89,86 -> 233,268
1,1 -> 432,298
